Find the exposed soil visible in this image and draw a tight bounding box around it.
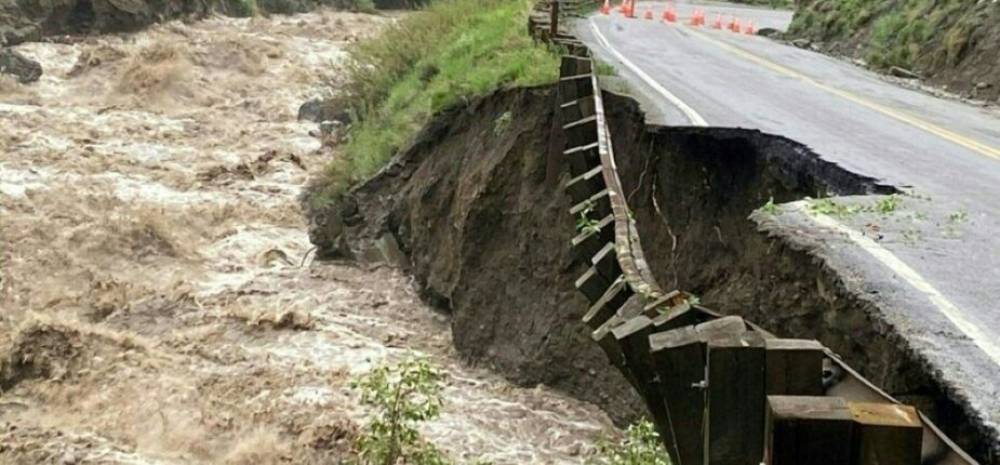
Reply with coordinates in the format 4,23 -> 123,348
305,86 -> 648,426
0,10 -> 615,465
605,97 -> 994,463
311,81 -> 995,463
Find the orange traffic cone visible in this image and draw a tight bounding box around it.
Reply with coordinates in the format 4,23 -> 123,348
689,9 -> 699,26
600,0 -> 610,15
644,8 -> 653,20
664,4 -> 677,22
712,13 -> 722,29
732,18 -> 741,32
744,20 -> 754,34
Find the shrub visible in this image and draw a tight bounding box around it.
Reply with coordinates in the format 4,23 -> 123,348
352,355 -> 449,465
587,419 -> 672,465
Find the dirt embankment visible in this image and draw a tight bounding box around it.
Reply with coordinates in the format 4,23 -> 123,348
309,82 -> 993,462
0,0 -> 370,46
605,101 -> 990,461
305,86 -> 647,425
786,0 -> 1000,102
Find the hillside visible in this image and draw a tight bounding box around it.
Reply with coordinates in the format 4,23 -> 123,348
0,0 -> 377,45
787,0 -> 1000,102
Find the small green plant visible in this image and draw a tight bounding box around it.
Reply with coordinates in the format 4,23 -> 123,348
808,198 -> 860,217
236,0 -> 258,16
760,196 -> 779,215
949,209 -> 968,223
809,195 -> 903,218
576,200 -> 601,235
873,194 -> 901,214
352,0 -> 378,13
577,212 -> 602,235
493,111 -> 512,136
685,294 -> 701,307
595,60 -> 617,77
588,419 -> 671,465
352,355 -> 449,465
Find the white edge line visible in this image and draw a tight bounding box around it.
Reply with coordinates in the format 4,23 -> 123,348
588,18 -> 708,127
589,15 -> 1000,366
790,201 -> 1000,366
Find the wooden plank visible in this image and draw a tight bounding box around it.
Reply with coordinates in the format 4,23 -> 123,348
705,330 -> 767,465
591,242 -> 622,282
648,316 -> 748,465
582,276 -> 630,330
559,55 -> 592,77
764,396 -> 854,465
765,339 -> 825,396
849,402 -> 922,465
574,266 -> 610,303
570,216 -> 613,261
613,314 -> 676,459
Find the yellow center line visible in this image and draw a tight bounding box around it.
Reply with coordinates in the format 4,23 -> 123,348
684,26 -> 1000,161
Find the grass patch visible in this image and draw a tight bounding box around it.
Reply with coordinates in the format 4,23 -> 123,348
313,0 -> 560,208
807,194 -> 903,218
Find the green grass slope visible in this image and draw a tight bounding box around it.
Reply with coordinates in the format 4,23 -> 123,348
309,0 -> 560,208
787,0 -> 1000,100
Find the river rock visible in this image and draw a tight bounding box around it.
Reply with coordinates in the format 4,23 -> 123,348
791,38 -> 810,49
298,97 -> 352,124
756,27 -> 781,38
0,48 -> 42,83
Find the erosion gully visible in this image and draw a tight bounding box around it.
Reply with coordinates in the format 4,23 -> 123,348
0,10 -> 614,464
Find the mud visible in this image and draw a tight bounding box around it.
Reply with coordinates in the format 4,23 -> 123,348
0,9 -> 615,465
607,117 -> 992,462
312,81 -> 992,462
305,86 -> 647,425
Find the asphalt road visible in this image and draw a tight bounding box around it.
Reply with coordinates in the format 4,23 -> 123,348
575,0 -> 1000,453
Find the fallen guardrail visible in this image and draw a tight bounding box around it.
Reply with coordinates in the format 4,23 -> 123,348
530,3 -> 980,464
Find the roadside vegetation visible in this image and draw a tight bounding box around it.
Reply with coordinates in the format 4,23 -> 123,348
587,419 -> 671,465
352,355 -> 493,465
312,0 -> 561,208
786,0 -> 999,97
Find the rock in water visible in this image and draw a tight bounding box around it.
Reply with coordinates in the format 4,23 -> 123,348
298,97 -> 352,124
0,48 -> 42,83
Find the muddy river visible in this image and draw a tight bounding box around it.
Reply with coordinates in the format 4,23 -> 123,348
0,9 -> 614,464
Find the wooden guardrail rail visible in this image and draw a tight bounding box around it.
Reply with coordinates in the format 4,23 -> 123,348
529,3 -> 980,464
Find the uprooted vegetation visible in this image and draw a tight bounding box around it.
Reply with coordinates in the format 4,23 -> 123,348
786,0 -> 1000,100
306,0 -> 561,210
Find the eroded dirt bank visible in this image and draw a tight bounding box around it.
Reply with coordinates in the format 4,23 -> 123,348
305,86 -> 647,426
311,82 -> 993,462
0,10 -> 616,464
607,116 -> 991,462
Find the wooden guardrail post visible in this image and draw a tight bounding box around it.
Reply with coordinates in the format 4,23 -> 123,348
705,330 -> 767,465
764,396 -> 855,465
765,338 -> 825,396
550,0 -> 559,37
649,316 -> 747,465
849,402 -> 922,465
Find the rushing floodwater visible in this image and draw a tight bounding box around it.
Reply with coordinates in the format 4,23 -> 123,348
0,9 -> 615,464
